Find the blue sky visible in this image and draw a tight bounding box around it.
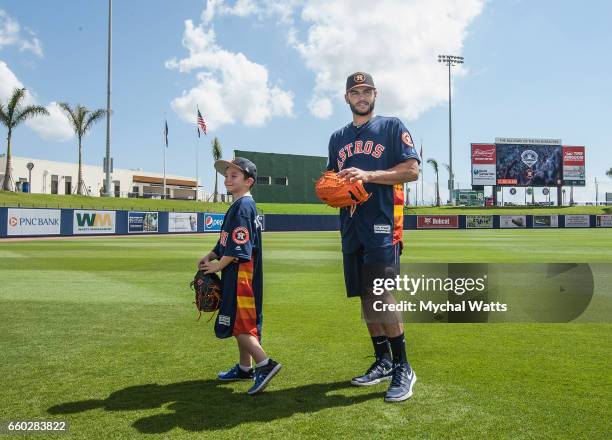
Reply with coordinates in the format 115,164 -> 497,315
1,0 -> 611,202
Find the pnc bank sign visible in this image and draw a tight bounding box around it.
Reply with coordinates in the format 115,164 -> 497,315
73,210 -> 116,234
7,208 -> 61,236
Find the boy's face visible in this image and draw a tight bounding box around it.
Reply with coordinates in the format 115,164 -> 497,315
224,167 -> 252,194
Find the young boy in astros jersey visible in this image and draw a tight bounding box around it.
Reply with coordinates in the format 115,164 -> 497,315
198,157 -> 281,395
327,72 -> 420,402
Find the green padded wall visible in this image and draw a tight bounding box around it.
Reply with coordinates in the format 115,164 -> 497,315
234,150 -> 327,203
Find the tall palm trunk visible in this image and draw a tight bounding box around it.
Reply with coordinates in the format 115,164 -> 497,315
213,174 -> 218,202
435,170 -> 440,206
77,136 -> 84,195
3,130 -> 13,191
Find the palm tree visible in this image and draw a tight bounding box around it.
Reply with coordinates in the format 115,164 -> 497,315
443,163 -> 453,204
607,168 -> 612,178
59,103 -> 106,195
211,137 -> 222,202
1,88 -> 49,191
427,158 -> 441,206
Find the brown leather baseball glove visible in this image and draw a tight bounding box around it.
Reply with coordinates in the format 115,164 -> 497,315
190,271 -> 222,321
315,171 -> 370,214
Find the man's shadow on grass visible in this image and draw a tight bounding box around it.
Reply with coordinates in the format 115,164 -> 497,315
48,380 -> 381,434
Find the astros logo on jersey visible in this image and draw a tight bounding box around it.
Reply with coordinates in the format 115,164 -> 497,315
401,131 -> 414,147
232,226 -> 250,245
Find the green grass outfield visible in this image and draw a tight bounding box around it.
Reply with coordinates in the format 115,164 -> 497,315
1,191 -> 610,215
1,230 -> 611,439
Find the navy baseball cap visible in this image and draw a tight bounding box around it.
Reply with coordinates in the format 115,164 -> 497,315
214,157 -> 257,181
346,72 -> 375,92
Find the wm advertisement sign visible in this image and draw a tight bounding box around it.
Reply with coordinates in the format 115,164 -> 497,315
73,210 -> 116,234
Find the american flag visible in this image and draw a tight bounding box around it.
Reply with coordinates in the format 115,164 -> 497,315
197,109 -> 207,137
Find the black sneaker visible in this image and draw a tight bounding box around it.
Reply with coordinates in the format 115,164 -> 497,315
247,359 -> 282,395
217,364 -> 254,381
350,357 -> 394,386
384,362 -> 416,402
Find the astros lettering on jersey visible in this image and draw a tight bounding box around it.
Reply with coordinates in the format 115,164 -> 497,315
327,115 -> 421,253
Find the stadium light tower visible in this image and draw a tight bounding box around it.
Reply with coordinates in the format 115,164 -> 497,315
438,54 -> 464,205
103,0 -> 112,197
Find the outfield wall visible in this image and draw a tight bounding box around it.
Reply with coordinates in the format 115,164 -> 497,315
1,208 -> 611,238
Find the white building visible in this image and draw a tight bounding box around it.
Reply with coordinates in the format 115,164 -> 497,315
0,155 -> 199,200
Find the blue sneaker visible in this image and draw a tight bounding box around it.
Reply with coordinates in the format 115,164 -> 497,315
384,363 -> 417,402
247,359 -> 282,395
218,364 -> 254,381
351,357 -> 394,386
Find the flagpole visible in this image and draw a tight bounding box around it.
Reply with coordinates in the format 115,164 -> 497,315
196,106 -> 200,202
163,119 -> 166,200
195,141 -> 199,201
103,0 -> 112,197
196,106 -> 208,201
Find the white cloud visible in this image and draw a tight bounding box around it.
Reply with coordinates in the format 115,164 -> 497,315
19,36 -> 43,57
308,96 -> 332,119
223,0 -> 260,17
192,0 -> 485,121
203,0 -> 301,26
25,102 -> 74,141
170,0 -> 484,125
0,61 -> 73,141
291,0 -> 485,120
0,9 -> 43,56
166,19 -> 294,129
0,59 -> 24,101
202,0 -> 265,24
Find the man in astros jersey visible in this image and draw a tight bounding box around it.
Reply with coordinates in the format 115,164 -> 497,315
327,72 -> 420,402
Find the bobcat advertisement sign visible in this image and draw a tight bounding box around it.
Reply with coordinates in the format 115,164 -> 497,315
417,215 -> 459,229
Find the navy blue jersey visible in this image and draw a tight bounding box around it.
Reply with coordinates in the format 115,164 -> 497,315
327,115 -> 420,253
212,195 -> 263,339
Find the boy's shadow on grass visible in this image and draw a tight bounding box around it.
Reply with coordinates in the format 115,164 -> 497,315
48,380 -> 381,434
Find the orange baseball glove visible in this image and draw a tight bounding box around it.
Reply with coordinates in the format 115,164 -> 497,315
315,171 -> 370,214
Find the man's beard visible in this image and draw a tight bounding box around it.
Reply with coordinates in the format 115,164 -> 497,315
350,99 -> 375,117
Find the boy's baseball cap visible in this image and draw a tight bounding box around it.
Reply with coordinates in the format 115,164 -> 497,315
214,157 -> 257,181
346,72 -> 375,92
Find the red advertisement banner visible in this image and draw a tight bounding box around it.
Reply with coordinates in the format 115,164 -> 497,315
417,215 -> 459,229
471,144 -> 496,164
562,146 -> 585,166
